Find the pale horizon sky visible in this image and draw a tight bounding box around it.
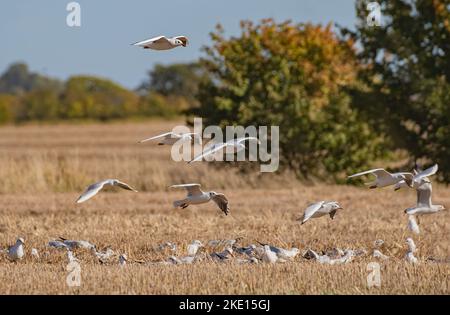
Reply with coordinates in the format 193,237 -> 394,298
0,0 -> 357,89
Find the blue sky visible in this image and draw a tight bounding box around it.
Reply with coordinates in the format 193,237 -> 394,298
0,0 -> 357,89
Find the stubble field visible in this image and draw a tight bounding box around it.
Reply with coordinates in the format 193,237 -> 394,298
0,120 -> 448,294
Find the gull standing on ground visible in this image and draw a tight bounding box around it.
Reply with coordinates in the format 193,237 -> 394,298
405,237 -> 418,264
405,181 -> 445,215
7,238 -> 25,261
256,242 -> 299,260
138,132 -> 201,146
76,179 -> 138,203
187,240 -> 204,256
348,168 -> 412,189
170,183 -> 230,215
261,245 -> 279,264
298,201 -> 343,225
188,137 -> 260,164
211,247 -> 234,262
132,35 -> 188,50
57,237 -> 95,250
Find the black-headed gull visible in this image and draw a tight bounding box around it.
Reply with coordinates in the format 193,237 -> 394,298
170,183 -> 230,215
138,132 -> 200,145
348,168 -> 412,189
188,137 -> 260,164
132,35 -> 188,50
299,201 -> 343,225
405,181 -> 445,215
7,238 -> 25,261
76,179 -> 138,203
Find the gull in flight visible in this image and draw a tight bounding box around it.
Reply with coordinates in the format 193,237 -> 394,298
170,183 -> 230,215
138,132 -> 201,146
7,238 -> 25,261
395,164 -> 438,190
132,35 -> 188,50
187,240 -> 204,256
188,137 -> 260,164
348,168 -> 412,189
76,179 -> 138,203
405,237 -> 418,264
298,201 -> 343,225
404,181 -> 445,215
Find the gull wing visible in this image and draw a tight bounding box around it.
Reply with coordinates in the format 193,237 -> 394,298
416,182 -> 432,207
347,168 -> 390,179
188,142 -> 227,163
138,132 -> 177,143
174,36 -> 189,47
132,35 -> 169,47
170,183 -> 203,196
211,193 -> 230,215
300,201 -> 325,224
115,180 -> 138,192
414,164 -> 438,183
76,180 -> 109,203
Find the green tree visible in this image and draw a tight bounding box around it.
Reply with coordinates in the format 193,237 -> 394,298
193,19 -> 387,180
61,76 -> 139,120
342,0 -> 450,181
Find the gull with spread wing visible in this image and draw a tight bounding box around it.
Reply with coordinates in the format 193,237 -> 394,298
132,35 -> 188,50
76,179 -> 138,203
395,164 -> 438,190
138,131 -> 201,146
188,137 -> 260,164
298,201 -> 343,225
170,183 -> 230,215
348,168 -> 412,189
405,181 -> 445,215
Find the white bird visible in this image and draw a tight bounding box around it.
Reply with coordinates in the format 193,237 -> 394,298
31,248 -> 39,259
261,245 -> 278,264
405,181 -> 445,215
119,254 -> 127,266
298,201 -> 343,225
132,35 -> 188,50
256,242 -> 299,260
7,238 -> 25,261
406,252 -> 418,264
348,168 -> 412,189
76,179 -> 138,203
170,183 -> 230,215
395,164 -> 438,190
373,249 -> 389,260
188,137 -> 260,164
406,237 -> 417,253
407,215 -> 420,234
57,237 -> 95,250
187,240 -> 204,256
138,132 -> 201,146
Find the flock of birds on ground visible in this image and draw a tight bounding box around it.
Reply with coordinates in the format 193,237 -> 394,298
1,34 -> 448,268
